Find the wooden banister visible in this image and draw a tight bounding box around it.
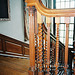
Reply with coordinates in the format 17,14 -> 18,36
25,0 -> 74,75
28,7 -> 37,75
25,0 -> 75,17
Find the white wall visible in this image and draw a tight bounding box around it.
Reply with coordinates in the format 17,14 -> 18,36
0,0 -> 25,42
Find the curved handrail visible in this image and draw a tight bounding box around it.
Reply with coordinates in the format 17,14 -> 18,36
25,0 -> 75,17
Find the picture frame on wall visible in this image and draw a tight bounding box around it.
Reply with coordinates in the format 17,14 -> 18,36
0,0 -> 10,21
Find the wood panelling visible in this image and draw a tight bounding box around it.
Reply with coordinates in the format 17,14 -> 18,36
0,39 -> 2,51
6,41 -> 22,54
24,47 -> 29,55
0,34 -> 29,57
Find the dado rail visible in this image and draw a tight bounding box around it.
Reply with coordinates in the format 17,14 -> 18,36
25,0 -> 75,75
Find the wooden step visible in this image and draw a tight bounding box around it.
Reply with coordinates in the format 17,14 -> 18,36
0,56 -> 30,75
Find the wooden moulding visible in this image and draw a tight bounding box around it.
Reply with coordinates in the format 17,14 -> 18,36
0,34 -> 29,57
25,0 -> 75,17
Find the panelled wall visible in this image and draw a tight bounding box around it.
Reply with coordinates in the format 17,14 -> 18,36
0,34 -> 29,58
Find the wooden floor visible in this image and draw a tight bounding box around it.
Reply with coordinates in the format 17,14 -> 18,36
0,56 -> 30,75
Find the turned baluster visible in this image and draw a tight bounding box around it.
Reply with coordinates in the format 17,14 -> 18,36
64,17 -> 70,75
37,11 -> 44,75
55,17 -> 60,75
42,27 -> 45,71
42,24 -> 45,71
44,34 -> 47,71
35,34 -> 38,67
46,17 -> 51,75
28,7 -> 37,75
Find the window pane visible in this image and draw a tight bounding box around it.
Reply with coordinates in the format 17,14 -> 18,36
56,0 -> 60,2
59,31 -> 64,37
70,17 -> 74,23
56,2 -> 61,9
60,17 -> 64,23
59,24 -> 65,30
66,0 -> 69,1
65,2 -> 69,8
63,38 -> 65,44
69,31 -> 73,37
61,2 -> 65,8
64,24 -> 66,30
60,38 -> 63,43
70,1 -> 74,8
69,39 -> 73,45
61,0 -> 65,1
69,24 -> 74,30
63,31 -> 66,37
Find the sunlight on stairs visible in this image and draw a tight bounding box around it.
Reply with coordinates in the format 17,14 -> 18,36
0,56 -> 30,75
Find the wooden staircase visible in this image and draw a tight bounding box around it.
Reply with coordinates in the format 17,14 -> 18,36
0,2 -> 75,74
25,0 -> 75,75
0,31 -> 65,75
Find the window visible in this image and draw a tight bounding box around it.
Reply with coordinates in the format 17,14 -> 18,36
0,0 -> 10,21
55,0 -> 75,48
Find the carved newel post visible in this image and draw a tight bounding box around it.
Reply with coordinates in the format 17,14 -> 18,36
28,7 -> 37,75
